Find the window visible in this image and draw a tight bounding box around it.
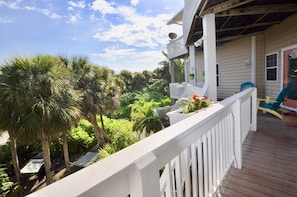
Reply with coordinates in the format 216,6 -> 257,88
265,53 -> 278,81
216,64 -> 220,87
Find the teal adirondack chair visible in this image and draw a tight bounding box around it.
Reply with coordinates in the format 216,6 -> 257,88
257,84 -> 292,119
240,82 -> 254,91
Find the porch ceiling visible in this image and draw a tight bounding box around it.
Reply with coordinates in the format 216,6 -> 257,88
187,0 -> 297,46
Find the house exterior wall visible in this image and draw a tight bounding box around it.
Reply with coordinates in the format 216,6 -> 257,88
193,13 -> 297,100
256,35 -> 265,98
195,38 -> 256,99
264,13 -> 297,97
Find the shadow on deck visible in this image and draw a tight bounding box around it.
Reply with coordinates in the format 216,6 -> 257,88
215,112 -> 297,196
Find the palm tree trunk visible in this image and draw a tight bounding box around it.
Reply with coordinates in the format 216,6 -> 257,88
62,132 -> 71,174
99,113 -> 111,143
9,135 -> 24,196
88,114 -> 105,146
99,114 -> 105,132
41,139 -> 53,185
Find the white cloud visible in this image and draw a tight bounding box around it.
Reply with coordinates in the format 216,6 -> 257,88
23,6 -> 62,19
0,17 -> 14,24
49,13 -> 62,19
0,2 -> 62,19
67,1 -> 85,9
92,47 -> 167,72
94,47 -> 136,60
130,0 -> 139,6
66,13 -> 81,23
89,13 -> 99,21
91,0 -> 115,15
92,4 -> 182,48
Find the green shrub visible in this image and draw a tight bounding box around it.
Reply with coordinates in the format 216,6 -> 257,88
49,141 -> 63,157
98,144 -> 116,159
68,123 -> 96,154
98,117 -> 138,159
0,166 -> 13,194
77,119 -> 94,137
0,145 -> 11,165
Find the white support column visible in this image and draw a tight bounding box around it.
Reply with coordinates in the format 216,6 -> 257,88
189,45 -> 196,86
251,36 -> 256,84
184,58 -> 190,83
169,60 -> 175,83
203,13 -> 217,101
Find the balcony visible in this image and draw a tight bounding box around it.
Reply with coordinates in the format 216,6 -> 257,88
169,82 -> 206,100
215,112 -> 297,196
27,88 -> 297,196
167,36 -> 188,60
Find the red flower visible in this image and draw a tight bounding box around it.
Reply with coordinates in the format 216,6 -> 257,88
192,94 -> 200,100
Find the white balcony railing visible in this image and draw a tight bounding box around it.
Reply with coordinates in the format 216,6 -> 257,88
167,36 -> 188,60
28,88 -> 257,197
169,82 -> 186,99
169,82 -> 207,100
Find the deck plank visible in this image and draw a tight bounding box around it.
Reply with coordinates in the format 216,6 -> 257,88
215,113 -> 297,197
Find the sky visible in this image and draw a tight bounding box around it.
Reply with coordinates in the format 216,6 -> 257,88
0,0 -> 183,72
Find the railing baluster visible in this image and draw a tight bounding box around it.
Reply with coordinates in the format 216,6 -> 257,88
165,163 -> 174,197
207,131 -> 213,196
191,143 -> 198,197
197,139 -> 204,197
211,128 -> 217,190
175,154 -> 183,197
130,152 -> 161,197
202,134 -> 209,197
233,100 -> 242,169
215,124 -> 220,186
184,148 -> 191,197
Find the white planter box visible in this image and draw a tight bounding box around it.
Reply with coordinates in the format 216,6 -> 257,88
166,108 -> 196,125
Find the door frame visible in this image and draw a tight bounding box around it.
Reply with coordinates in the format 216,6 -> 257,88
281,44 -> 297,112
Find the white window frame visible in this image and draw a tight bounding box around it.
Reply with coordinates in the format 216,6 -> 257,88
216,63 -> 220,87
265,52 -> 278,82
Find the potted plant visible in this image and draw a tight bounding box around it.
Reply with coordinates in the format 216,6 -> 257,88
166,94 -> 212,125
189,73 -> 194,80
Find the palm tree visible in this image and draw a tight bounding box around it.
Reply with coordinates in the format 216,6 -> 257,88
0,55 -> 81,185
131,102 -> 163,137
69,56 -> 122,146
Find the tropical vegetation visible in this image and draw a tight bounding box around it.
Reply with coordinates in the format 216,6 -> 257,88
0,52 -> 184,196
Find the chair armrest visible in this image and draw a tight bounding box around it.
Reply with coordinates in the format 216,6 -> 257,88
257,97 -> 277,104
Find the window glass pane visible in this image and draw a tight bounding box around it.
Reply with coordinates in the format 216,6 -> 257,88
267,68 -> 277,80
266,54 -> 277,68
217,76 -> 219,86
266,53 -> 277,81
216,64 -> 219,86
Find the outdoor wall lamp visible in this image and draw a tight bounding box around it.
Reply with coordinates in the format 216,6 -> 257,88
194,35 -> 204,47
244,59 -> 250,66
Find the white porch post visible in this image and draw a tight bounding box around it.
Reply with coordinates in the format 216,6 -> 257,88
251,36 -> 256,84
203,13 -> 217,101
184,58 -> 190,82
169,60 -> 175,83
189,45 -> 196,86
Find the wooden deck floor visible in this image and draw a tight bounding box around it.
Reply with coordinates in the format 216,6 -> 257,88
215,113 -> 297,197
